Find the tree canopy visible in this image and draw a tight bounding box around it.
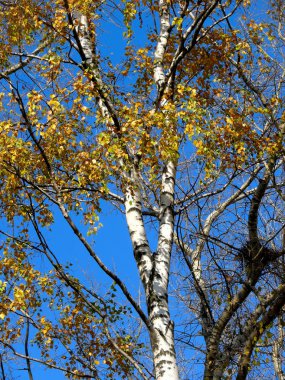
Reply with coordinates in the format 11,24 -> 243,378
0,0 -> 284,379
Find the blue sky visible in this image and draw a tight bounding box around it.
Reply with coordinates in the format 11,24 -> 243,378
0,1 -> 280,379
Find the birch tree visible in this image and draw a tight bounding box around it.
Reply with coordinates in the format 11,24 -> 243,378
0,1 -> 284,379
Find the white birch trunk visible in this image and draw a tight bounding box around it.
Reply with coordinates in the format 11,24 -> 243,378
148,161 -> 179,380
153,0 -> 171,89
124,182 -> 153,288
150,2 -> 179,373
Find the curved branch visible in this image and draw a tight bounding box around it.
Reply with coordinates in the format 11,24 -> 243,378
236,285 -> 285,380
0,340 -> 95,379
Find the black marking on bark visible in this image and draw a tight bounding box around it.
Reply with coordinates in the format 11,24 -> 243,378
155,350 -> 176,360
149,313 -> 170,323
161,190 -> 174,197
127,205 -> 142,213
154,258 -> 169,266
133,243 -> 150,260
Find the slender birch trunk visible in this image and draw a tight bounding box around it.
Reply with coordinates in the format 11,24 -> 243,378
142,1 -> 179,377
148,161 -> 179,380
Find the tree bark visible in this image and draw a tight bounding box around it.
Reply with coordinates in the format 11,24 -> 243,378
149,161 -> 179,380
124,164 -> 179,379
